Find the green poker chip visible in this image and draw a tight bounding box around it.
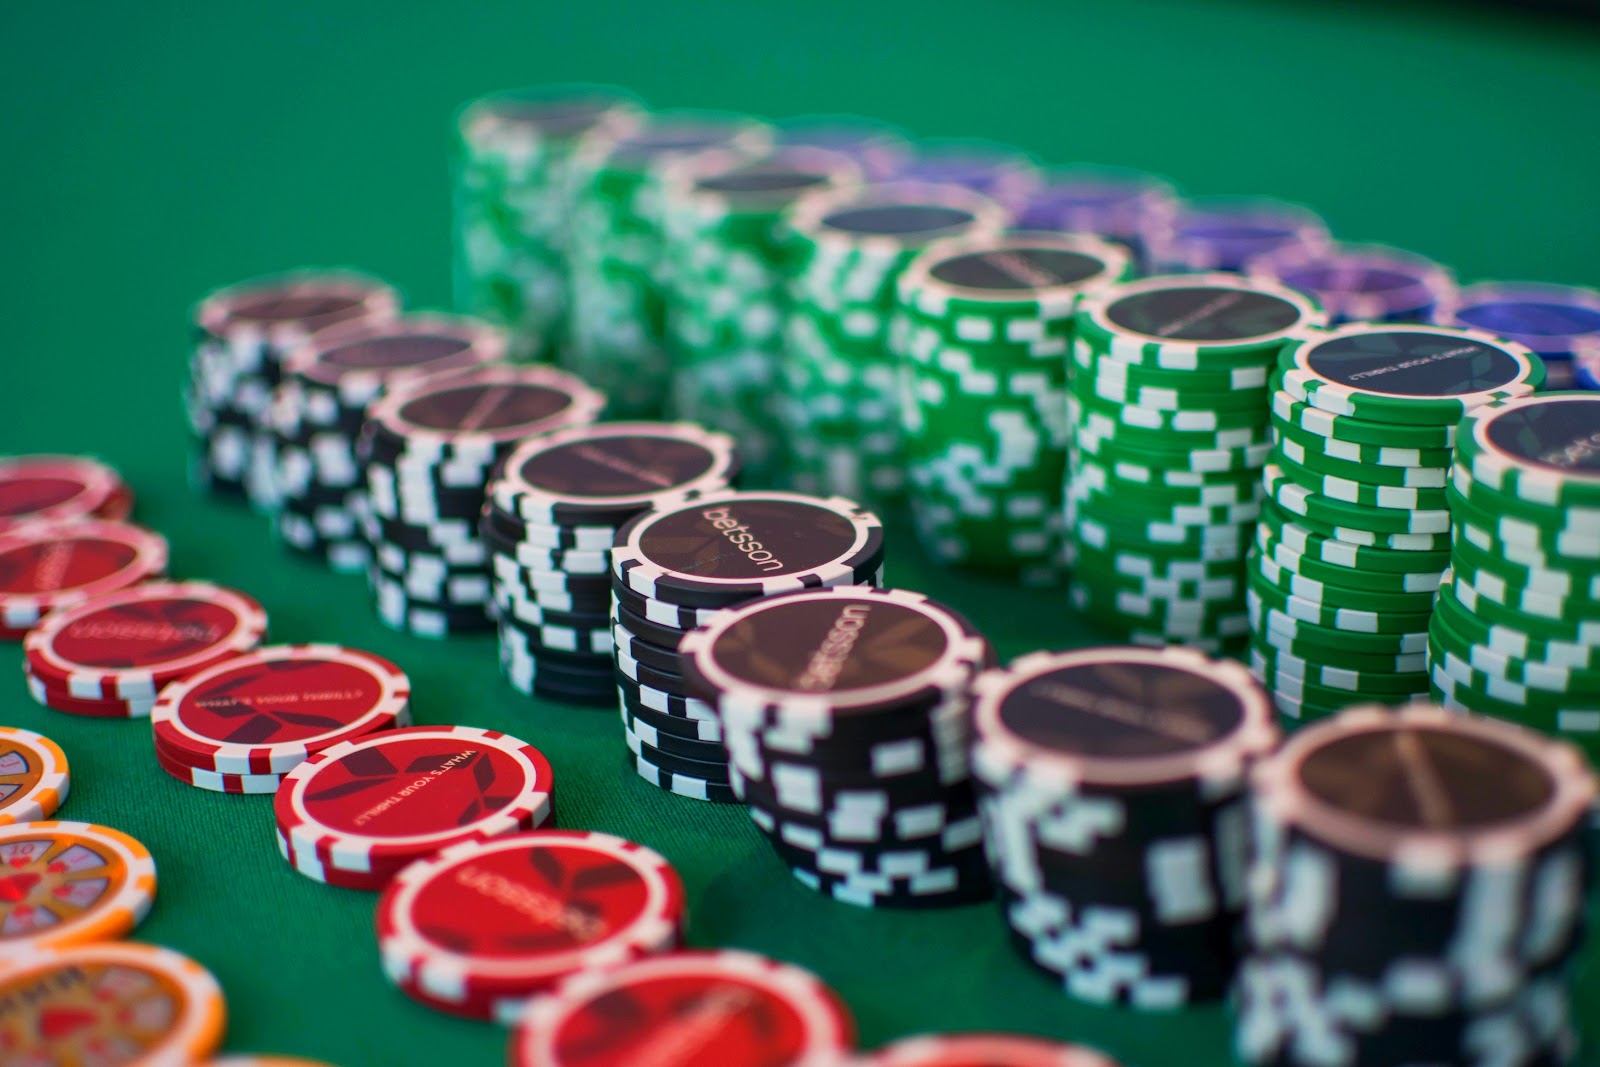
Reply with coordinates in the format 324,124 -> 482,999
1075,272 -> 1325,370
1069,474 -> 1262,527
1067,379 -> 1271,433
1451,526 -> 1600,607
1276,323 -> 1544,426
1449,565 -> 1600,645
1245,567 -> 1432,634
1252,624 -> 1430,674
1456,393 -> 1600,511
1448,468 -> 1600,542
1255,665 -> 1427,709
1270,389 -> 1455,450
1080,374 -> 1269,414
1446,482 -> 1600,562
1250,643 -> 1430,698
896,231 -> 1132,322
1269,410 -> 1454,470
1258,501 -> 1451,573
1451,552 -> 1600,626
1264,463 -> 1451,536
1272,431 -> 1449,488
1271,448 -> 1450,511
1248,588 -> 1430,656
1428,639 -> 1600,732
1074,420 -> 1272,473
1071,338 -> 1274,393
1070,581 -> 1248,636
1065,535 -> 1244,582
1069,445 -> 1263,492
1250,551 -> 1439,616
1256,524 -> 1443,595
1068,394 -> 1270,453
1433,571 -> 1600,671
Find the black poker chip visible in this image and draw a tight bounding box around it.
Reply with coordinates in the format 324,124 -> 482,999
611,619 -> 683,675
624,726 -> 731,783
619,707 -> 728,763
612,598 -> 690,651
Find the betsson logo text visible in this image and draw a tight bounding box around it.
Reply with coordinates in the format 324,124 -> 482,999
701,506 -> 784,572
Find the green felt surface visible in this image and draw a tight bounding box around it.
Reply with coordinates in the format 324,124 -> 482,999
5,1 -> 1600,1064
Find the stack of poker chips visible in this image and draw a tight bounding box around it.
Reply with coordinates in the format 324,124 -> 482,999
893,231 -> 1133,585
274,724 -> 555,891
149,644 -> 411,795
972,646 -> 1278,1010
610,489 -> 886,802
23,581 -> 267,718
1246,242 -> 1457,325
482,421 -> 739,704
1430,393 -> 1600,765
893,137 -> 1040,211
658,146 -> 862,484
1442,280 -> 1600,391
187,271 -> 398,507
360,363 -> 605,638
775,113 -> 912,179
0,455 -> 135,532
1015,165 -> 1180,271
1066,274 -> 1325,653
270,314 -> 503,572
781,182 -> 1007,501
452,85 -> 642,362
1147,196 -> 1330,273
682,587 -> 994,908
1248,323 -> 1544,721
565,110 -> 772,417
376,830 -> 686,1023
1238,704 -> 1596,1067
0,519 -> 168,640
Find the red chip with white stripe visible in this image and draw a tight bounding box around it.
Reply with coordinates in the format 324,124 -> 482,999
23,581 -> 267,700
0,455 -> 128,533
0,520 -> 168,637
152,644 -> 410,775
861,1033 -> 1124,1067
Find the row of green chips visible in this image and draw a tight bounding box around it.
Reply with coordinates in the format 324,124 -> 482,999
1245,322 -> 1545,721
1428,393 -> 1600,763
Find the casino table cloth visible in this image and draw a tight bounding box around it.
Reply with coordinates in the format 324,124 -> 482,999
4,1 -> 1600,1064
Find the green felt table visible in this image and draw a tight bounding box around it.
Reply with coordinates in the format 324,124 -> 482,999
5,1 -> 1600,1064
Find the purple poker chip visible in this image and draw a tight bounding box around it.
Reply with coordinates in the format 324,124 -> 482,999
776,114 -> 912,180
1442,281 -> 1600,390
1246,242 -> 1456,325
1150,195 -> 1331,272
895,137 -> 1040,207
1015,165 -> 1179,240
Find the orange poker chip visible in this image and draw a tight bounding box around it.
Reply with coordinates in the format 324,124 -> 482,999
0,726 -> 70,824
0,820 -> 157,954
0,941 -> 226,1065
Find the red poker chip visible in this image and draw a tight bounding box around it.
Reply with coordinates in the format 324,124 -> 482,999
0,520 -> 169,635
861,1033 -> 1124,1067
0,455 -> 128,533
275,725 -> 555,888
151,644 -> 411,775
509,949 -> 856,1067
153,737 -> 285,795
24,669 -> 157,719
275,830 -> 393,892
24,580 -> 268,700
377,830 -> 687,1023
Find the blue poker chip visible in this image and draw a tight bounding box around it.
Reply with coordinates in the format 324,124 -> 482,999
1444,281 -> 1600,389
1151,195 -> 1330,272
1248,242 -> 1456,325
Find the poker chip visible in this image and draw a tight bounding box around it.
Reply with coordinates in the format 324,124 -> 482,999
0,942 -> 226,1065
971,646 -> 1277,1008
152,644 -> 411,781
1067,273 -> 1325,649
1442,279 -> 1600,390
274,725 -> 555,889
188,270 -> 399,507
1015,164 -> 1179,269
1239,704 -> 1595,1065
659,146 -> 863,483
454,85 -> 643,361
681,587 -> 993,907
507,949 -> 855,1067
1147,195 -> 1330,272
24,580 -> 268,707
0,519 -> 169,637
858,1033 -> 1124,1067
567,109 -> 773,417
1245,241 -> 1456,324
376,830 -> 686,1022
362,362 -> 605,638
0,454 -> 133,532
204,1059 -> 336,1067
270,313 -> 503,571
0,820 -> 157,953
780,181 -> 1008,499
895,137 -> 1040,208
894,231 -> 1133,581
23,669 -> 158,718
0,727 -> 69,824
1428,394 -> 1600,761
